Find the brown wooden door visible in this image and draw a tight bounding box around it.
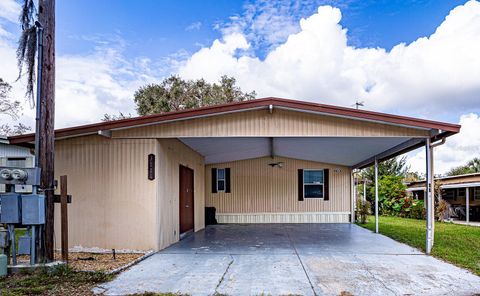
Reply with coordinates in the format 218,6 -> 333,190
179,165 -> 194,234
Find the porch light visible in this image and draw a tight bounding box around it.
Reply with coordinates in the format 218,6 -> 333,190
268,162 -> 284,168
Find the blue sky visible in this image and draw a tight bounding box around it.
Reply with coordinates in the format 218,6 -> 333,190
49,0 -> 467,60
1,0 -> 480,173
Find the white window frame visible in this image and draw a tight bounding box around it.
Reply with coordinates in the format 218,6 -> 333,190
216,168 -> 226,192
474,187 -> 480,200
303,169 -> 324,199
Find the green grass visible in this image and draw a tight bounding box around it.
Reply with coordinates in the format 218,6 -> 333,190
358,216 -> 480,276
0,265 -> 112,296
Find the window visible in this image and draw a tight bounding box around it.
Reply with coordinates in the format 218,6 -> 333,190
442,189 -> 455,200
457,188 -> 466,199
474,187 -> 480,200
303,170 -> 324,198
211,168 -> 231,193
217,168 -> 225,192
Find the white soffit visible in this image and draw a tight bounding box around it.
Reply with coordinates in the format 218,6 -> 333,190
180,137 -> 410,166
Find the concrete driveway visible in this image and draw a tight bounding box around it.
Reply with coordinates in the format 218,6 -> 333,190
96,224 -> 480,296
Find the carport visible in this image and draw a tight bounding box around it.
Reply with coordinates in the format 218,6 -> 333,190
173,98 -> 460,254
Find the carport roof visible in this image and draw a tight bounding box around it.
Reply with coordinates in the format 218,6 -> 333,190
9,97 -> 460,145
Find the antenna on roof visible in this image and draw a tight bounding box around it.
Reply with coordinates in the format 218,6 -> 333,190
353,101 -> 365,110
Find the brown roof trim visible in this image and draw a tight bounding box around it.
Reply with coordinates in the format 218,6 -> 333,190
9,97 -> 461,144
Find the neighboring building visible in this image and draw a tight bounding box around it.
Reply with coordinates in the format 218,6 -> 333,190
0,136 -> 35,193
9,98 -> 460,251
406,173 -> 480,223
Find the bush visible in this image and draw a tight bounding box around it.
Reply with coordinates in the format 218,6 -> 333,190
408,199 -> 426,219
356,199 -> 371,224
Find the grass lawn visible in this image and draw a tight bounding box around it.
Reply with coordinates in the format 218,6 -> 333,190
358,215 -> 480,276
0,265 -> 112,296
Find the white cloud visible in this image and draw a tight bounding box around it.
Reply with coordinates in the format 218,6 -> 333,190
185,21 -> 202,31
180,1 -> 480,117
407,113 -> 480,175
0,0 -> 21,23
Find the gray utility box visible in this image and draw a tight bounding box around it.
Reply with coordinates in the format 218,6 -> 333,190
0,193 -> 22,224
21,195 -> 45,225
0,230 -> 9,248
17,235 -> 31,255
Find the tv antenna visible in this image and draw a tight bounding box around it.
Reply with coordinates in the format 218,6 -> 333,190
353,101 -> 364,109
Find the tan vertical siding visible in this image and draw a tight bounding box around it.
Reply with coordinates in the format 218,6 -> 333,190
54,136 -> 158,251
156,139 -> 205,250
205,156 -> 351,219
113,109 -> 429,138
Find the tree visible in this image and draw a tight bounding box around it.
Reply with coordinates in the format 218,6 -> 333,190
0,78 -> 21,118
370,175 -> 407,215
101,112 -> 132,122
358,156 -> 409,205
446,157 -> 480,176
0,78 -> 31,136
360,156 -> 409,183
134,75 -> 256,116
0,123 -> 31,136
17,0 -> 37,103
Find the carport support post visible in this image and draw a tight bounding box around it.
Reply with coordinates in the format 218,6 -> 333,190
351,171 -> 356,223
425,138 -> 434,254
466,188 -> 470,224
374,157 -> 379,234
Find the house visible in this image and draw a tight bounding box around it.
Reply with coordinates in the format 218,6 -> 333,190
406,173 -> 480,223
9,98 -> 460,252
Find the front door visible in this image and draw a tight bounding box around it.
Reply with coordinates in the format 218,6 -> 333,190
179,165 -> 194,234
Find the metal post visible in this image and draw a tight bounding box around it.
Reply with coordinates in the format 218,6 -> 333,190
33,22 -> 43,195
374,158 -> 379,234
430,145 -> 435,244
351,171 -> 356,223
426,138 -> 433,254
363,178 -> 367,202
466,187 -> 470,224
30,226 -> 36,264
9,225 -> 16,265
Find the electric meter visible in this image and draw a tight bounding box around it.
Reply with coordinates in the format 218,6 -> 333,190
0,169 -> 12,180
11,169 -> 28,181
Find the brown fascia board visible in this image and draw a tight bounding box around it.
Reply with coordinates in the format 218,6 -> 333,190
9,97 -> 461,144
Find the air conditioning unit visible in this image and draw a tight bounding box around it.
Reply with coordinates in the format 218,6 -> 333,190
0,156 -> 35,193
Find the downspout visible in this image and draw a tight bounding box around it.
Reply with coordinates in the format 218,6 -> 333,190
428,136 -> 446,248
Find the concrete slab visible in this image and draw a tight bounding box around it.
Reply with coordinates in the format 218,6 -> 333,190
216,254 -> 314,296
96,224 -> 480,296
96,253 -> 233,295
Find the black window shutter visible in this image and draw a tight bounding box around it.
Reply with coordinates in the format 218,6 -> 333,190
225,168 -> 231,193
324,169 -> 329,200
211,168 -> 217,193
298,169 -> 304,201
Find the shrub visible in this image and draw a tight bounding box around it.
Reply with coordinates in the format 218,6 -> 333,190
356,199 -> 371,224
408,200 -> 426,219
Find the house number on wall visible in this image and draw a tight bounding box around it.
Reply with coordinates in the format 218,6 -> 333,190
148,154 -> 155,180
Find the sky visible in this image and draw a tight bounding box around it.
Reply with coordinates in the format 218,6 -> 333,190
0,0 -> 479,175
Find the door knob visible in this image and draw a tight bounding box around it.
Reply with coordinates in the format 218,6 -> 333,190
185,205 -> 190,208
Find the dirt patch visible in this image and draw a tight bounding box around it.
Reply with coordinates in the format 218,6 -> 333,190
55,251 -> 145,272
16,251 -> 145,272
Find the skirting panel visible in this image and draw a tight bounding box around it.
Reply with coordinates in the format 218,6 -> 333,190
216,212 -> 350,223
